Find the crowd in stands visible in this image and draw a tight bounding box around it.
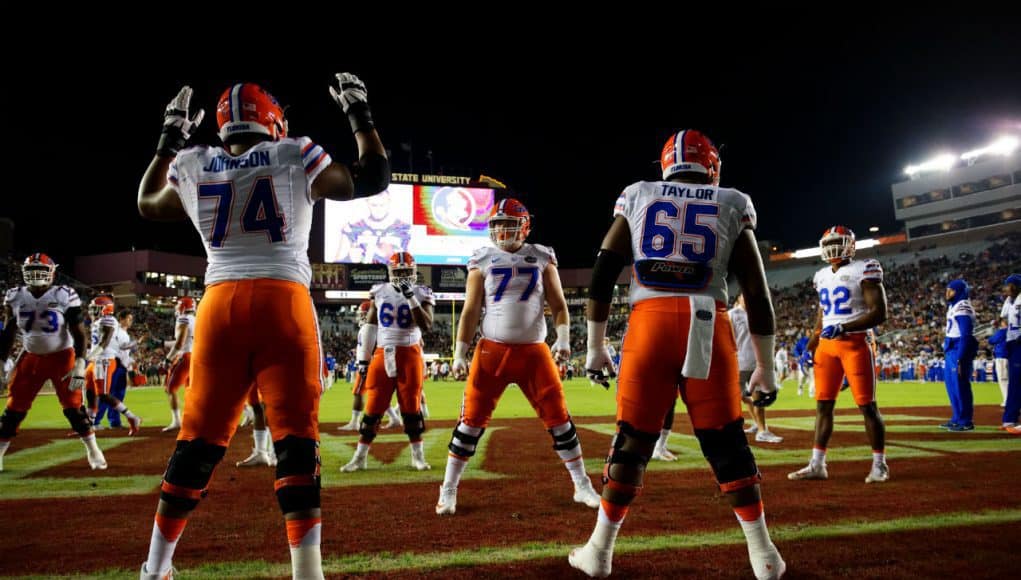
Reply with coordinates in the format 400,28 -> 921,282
768,232 -> 1021,378
3,232 -> 1018,385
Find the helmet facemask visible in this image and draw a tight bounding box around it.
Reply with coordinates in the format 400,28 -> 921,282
22,264 -> 54,287
489,217 -> 526,251
389,265 -> 417,288
819,235 -> 855,264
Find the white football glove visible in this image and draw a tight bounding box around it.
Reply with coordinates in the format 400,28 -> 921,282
328,73 -> 369,114
64,358 -> 87,392
157,86 -> 205,156
585,346 -> 614,389
452,341 -> 469,379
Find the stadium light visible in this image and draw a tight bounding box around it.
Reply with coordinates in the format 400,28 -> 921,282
961,135 -> 1019,163
791,238 -> 880,259
869,226 -> 879,233
904,153 -> 957,177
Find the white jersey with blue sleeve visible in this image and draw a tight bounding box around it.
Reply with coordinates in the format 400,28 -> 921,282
176,313 -> 196,354
813,259 -> 884,331
4,285 -> 80,355
370,283 -> 435,347
945,300 -> 976,338
614,181 -> 756,305
98,315 -> 120,359
1006,295 -> 1021,342
469,243 -> 557,344
169,137 -> 332,287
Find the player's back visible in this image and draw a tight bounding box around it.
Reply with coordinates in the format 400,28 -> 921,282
98,315 -> 120,359
171,137 -> 329,287
614,180 -> 756,305
177,313 -> 196,354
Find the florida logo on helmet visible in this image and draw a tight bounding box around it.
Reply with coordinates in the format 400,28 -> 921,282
660,129 -> 721,185
819,226 -> 856,264
23,253 -> 57,287
216,83 -> 288,143
489,198 -> 531,251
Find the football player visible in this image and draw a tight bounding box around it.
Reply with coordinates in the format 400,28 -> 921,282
341,251 -> 435,472
136,73 -> 389,580
0,254 -> 106,471
788,226 -> 890,484
436,197 -> 601,515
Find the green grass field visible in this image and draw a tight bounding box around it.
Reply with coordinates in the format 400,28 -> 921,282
4,377 -> 1018,578
13,378 -> 1008,429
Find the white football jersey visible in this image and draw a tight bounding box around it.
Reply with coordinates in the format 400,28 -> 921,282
169,137 -> 332,287
613,180 -> 757,305
115,327 -> 136,366
370,283 -> 435,347
775,348 -> 788,365
812,259 -> 884,330
4,285 -> 80,355
98,315 -> 120,359
176,313 -> 196,354
945,300 -> 976,338
469,243 -> 557,344
89,319 -> 101,349
1006,295 -> 1020,342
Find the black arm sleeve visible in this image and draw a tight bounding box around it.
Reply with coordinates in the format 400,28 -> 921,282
351,152 -> 391,197
65,306 -> 86,358
589,249 -> 628,303
0,318 -> 15,360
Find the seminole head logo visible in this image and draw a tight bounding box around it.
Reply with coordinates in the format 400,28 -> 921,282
431,187 -> 477,231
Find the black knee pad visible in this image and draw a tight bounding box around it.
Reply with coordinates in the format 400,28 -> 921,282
162,439 -> 227,510
274,436 -> 321,514
694,418 -> 760,492
601,421 -> 659,503
358,414 -> 382,443
63,406 -> 93,437
0,409 -> 27,439
604,422 -> 657,473
448,422 -> 485,458
549,420 -> 580,452
402,412 -> 426,440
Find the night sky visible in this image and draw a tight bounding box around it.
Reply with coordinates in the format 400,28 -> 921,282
9,25 -> 1019,268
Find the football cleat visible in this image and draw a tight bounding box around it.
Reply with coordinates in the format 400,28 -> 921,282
787,462 -> 828,481
236,450 -> 274,467
436,485 -> 458,515
573,478 -> 601,509
568,541 -> 613,578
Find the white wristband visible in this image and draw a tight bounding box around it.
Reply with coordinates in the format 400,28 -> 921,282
750,334 -> 776,373
556,323 -> 570,343
587,320 -> 607,350
407,295 -> 421,309
454,341 -> 469,360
